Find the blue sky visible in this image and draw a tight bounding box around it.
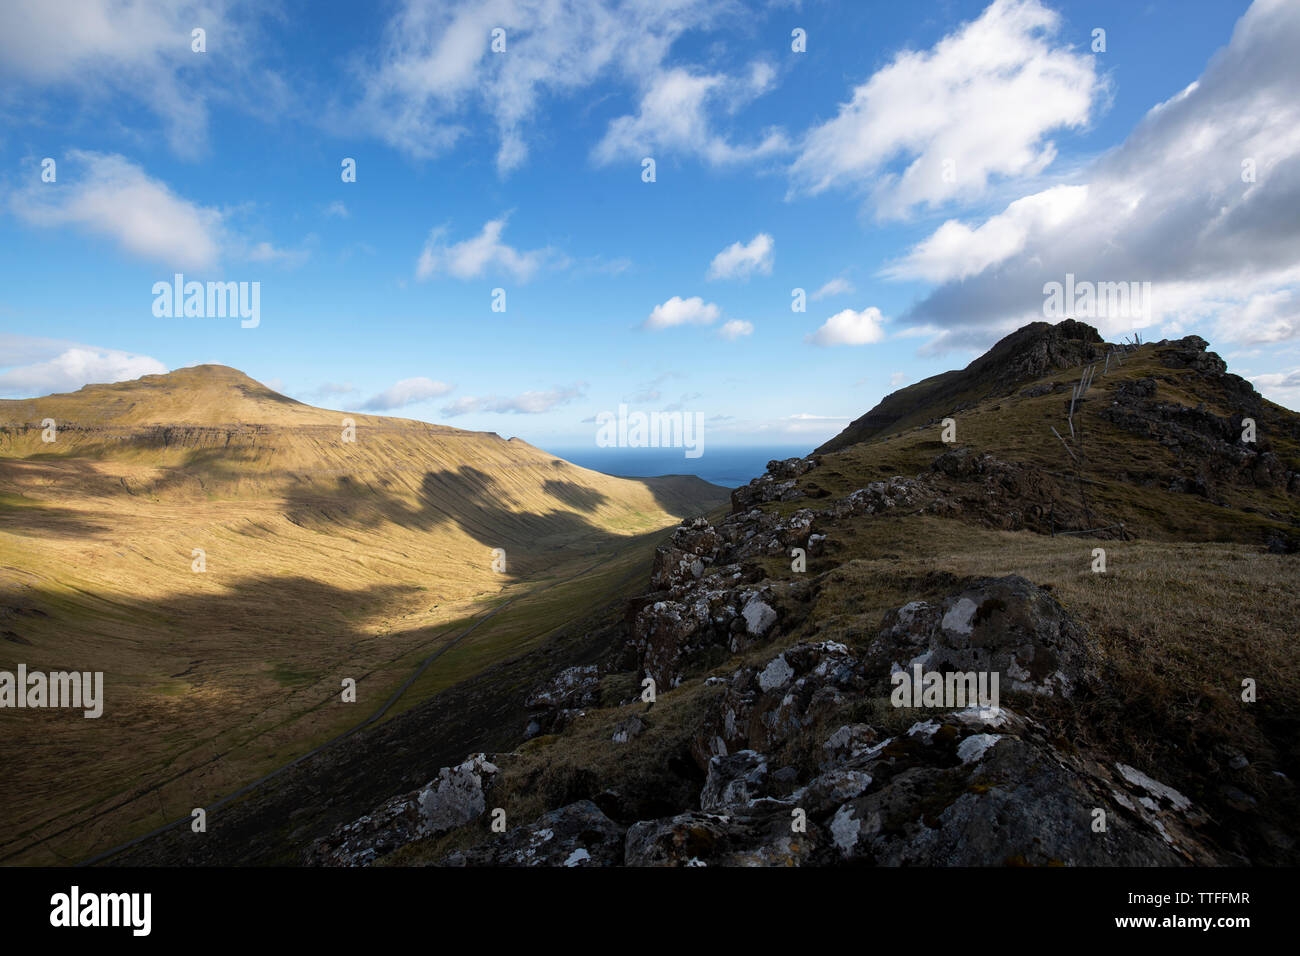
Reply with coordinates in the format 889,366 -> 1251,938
2,0 -> 1298,456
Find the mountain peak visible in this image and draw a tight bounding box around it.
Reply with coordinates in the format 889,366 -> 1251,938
0,364 -> 353,428
818,319 -> 1106,453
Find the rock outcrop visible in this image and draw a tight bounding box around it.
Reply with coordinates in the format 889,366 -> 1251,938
441,801 -> 624,867
307,754 -> 498,866
300,323 -> 1295,870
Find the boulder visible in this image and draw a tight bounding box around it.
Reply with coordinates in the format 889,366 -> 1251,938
306,752 -> 499,867
419,753 -> 499,835
624,807 -> 820,867
867,576 -> 1098,699
524,665 -> 601,738
440,800 -> 624,867
692,641 -> 867,769
700,750 -> 770,811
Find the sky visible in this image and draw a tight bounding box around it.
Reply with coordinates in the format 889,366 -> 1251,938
2,0 -> 1299,458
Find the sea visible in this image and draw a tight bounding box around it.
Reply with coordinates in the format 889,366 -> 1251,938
547,445 -> 813,489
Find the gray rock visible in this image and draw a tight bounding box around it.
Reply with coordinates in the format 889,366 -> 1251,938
611,714 -> 645,744
526,665 -> 600,710
700,750 -> 770,811
742,597 -> 778,636
625,807 -> 819,867
691,640 -> 865,769
418,753 -> 498,836
440,800 -> 624,867
306,752 -> 500,867
869,575 -> 1097,699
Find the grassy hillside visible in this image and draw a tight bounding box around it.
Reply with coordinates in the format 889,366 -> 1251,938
324,326 -> 1300,868
0,366 -> 727,864
810,338 -> 1300,544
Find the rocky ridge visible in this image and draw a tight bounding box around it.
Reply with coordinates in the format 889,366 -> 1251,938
301,328 -> 1298,867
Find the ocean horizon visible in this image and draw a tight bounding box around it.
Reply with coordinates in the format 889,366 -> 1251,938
545,445 -> 813,489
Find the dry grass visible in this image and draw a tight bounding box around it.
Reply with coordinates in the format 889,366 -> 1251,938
0,367 -> 726,864
810,344 -> 1300,543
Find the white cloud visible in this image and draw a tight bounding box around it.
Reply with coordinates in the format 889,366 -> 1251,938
323,201 -> 349,219
1250,368 -> 1300,410
416,217 -> 554,281
10,151 -> 222,270
718,319 -> 753,340
789,0 -> 1100,219
707,233 -> 774,280
1216,290 -> 1300,346
8,151 -> 300,270
442,384 -> 586,416
0,338 -> 167,397
805,307 -> 886,347
644,296 -> 721,330
245,241 -> 311,268
884,185 -> 1088,283
812,277 -> 855,300
359,377 -> 455,411
894,0 -> 1300,350
353,0 -> 772,174
0,1 -> 286,158
593,66 -> 788,167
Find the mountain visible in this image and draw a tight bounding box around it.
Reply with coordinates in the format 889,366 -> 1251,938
818,319 -> 1107,453
13,328 -> 1300,868
97,321 -> 1300,870
0,365 -> 371,427
0,366 -> 727,864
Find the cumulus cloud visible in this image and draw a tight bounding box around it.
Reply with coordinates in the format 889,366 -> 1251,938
8,151 -> 300,270
883,185 -> 1088,283
890,0 -> 1300,353
10,151 -> 222,270
359,377 -> 455,411
812,277 -> 855,300
805,307 -> 886,347
593,66 -> 788,167
718,319 -> 754,340
0,336 -> 167,397
1216,289 -> 1300,347
352,0 -> 775,174
643,295 -> 721,330
441,384 -> 586,416
0,0 -> 287,158
1250,368 -> 1300,410
707,233 -> 774,280
416,217 -> 555,281
789,0 -> 1100,219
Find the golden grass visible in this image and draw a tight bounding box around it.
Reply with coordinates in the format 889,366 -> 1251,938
0,367 -> 726,864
